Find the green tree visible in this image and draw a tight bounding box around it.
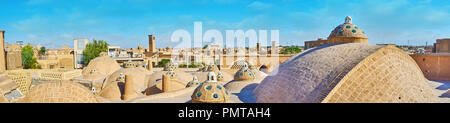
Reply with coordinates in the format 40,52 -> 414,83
203,45 -> 208,49
22,44 -> 39,69
157,59 -> 171,67
38,46 -> 46,55
83,40 -> 109,66
179,62 -> 201,68
280,46 -> 302,54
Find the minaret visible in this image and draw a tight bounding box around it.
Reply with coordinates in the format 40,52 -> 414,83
148,35 -> 156,53
0,30 -> 6,72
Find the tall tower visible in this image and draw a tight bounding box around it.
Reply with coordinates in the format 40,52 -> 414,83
256,43 -> 260,53
148,35 -> 156,53
73,38 -> 89,69
0,30 -> 6,72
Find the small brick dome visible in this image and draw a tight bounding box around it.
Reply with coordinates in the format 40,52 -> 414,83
233,63 -> 256,81
191,72 -> 229,103
186,76 -> 201,88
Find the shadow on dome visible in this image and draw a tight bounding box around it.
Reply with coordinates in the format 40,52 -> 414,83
440,93 -> 450,98
434,81 -> 450,91
234,83 -> 259,103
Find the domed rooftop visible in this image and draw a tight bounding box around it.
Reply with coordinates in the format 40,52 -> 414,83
163,62 -> 178,71
230,60 -> 255,69
217,71 -> 225,81
165,69 -> 177,79
82,56 -> 121,75
192,72 -> 229,103
192,71 -> 233,83
147,69 -> 194,88
327,16 -> 368,44
233,63 -> 256,81
80,70 -> 107,80
254,43 -> 437,103
224,64 -> 267,93
102,68 -> 151,92
207,64 -> 219,72
98,82 -> 124,101
99,74 -> 146,101
186,76 -> 201,88
22,82 -> 98,103
99,52 -> 108,57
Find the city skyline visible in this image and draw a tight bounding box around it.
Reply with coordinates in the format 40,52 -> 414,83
0,0 -> 449,49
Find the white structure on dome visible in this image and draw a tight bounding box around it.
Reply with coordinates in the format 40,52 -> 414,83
345,16 -> 352,24
206,72 -> 217,82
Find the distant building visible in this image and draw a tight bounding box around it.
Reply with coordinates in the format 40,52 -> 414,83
433,38 -> 450,53
37,46 -> 74,69
5,51 -> 22,70
305,38 -> 327,50
411,38 -> 450,81
16,41 -> 23,45
73,38 -> 89,69
411,53 -> 450,81
108,46 -> 120,57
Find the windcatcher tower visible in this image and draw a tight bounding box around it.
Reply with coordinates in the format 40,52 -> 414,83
0,30 -> 6,72
148,35 -> 156,53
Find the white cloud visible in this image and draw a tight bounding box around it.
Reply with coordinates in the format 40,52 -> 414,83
247,1 -> 273,11
12,15 -> 51,32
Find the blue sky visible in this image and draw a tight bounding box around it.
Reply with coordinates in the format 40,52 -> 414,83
0,0 -> 449,49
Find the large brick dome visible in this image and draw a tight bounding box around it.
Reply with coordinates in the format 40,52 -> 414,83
82,56 -> 120,75
21,82 -> 98,103
253,43 -> 437,103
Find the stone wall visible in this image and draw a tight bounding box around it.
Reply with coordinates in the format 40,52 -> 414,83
410,54 -> 450,81
6,51 -> 22,70
6,72 -> 31,95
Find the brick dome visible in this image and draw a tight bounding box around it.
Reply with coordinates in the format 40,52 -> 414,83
233,63 -> 256,81
22,82 -> 98,103
163,62 -> 178,71
327,16 -> 368,44
192,72 -> 229,103
102,68 -> 150,92
207,64 -> 219,72
186,76 -> 200,88
254,43 -> 437,103
82,56 -> 120,75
